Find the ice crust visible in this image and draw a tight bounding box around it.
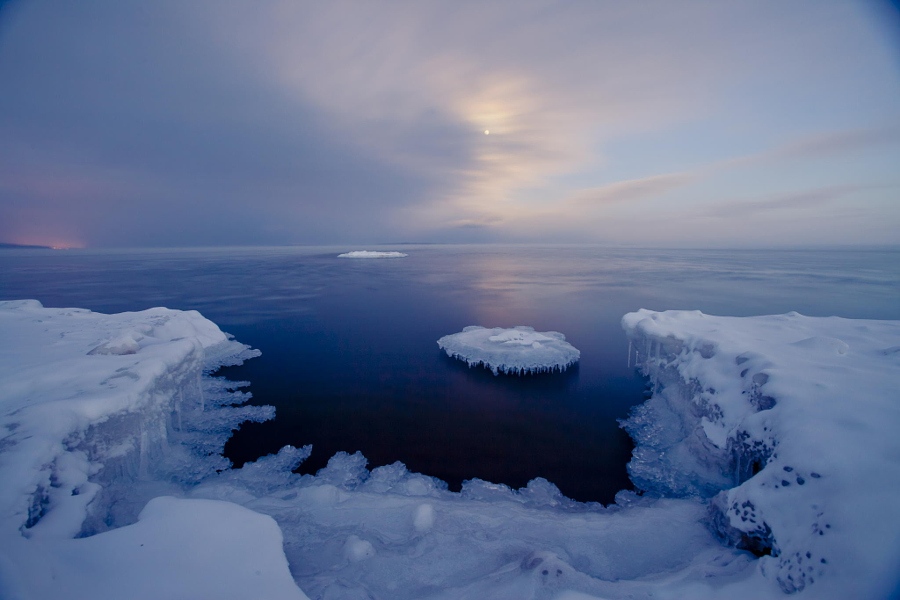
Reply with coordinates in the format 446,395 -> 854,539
0,300 -> 297,598
3,300 -> 898,599
438,325 -> 581,375
337,250 -> 408,258
621,309 -> 900,598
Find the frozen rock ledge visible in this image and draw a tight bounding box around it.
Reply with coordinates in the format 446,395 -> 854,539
437,325 -> 580,375
337,250 -> 408,258
621,309 -> 900,599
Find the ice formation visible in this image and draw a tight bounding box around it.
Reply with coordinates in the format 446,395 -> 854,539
0,300 -> 303,599
621,309 -> 900,599
2,300 -> 898,600
437,325 -> 581,375
337,250 -> 408,258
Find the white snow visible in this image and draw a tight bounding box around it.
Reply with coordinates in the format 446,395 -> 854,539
3,496 -> 309,600
2,300 -> 898,600
437,326 -> 581,375
0,300 -> 300,599
621,309 -> 900,599
337,250 -> 408,258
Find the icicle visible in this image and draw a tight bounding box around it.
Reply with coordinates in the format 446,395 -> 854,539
176,390 -> 184,430
627,340 -> 633,368
139,424 -> 149,478
197,372 -> 205,412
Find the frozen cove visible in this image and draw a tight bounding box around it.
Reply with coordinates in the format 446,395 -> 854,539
438,325 -> 581,375
1,301 -> 899,600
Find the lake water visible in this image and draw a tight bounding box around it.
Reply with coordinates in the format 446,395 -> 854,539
1,245 -> 898,503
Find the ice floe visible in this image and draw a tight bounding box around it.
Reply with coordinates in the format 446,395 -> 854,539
337,250 -> 408,258
437,325 -> 581,375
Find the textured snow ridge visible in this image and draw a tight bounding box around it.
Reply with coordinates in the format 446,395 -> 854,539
337,250 -> 408,258
438,326 -> 581,375
0,300 -> 306,599
621,309 -> 900,599
194,450 -> 759,600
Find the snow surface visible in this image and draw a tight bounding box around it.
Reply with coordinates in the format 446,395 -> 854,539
337,250 -> 408,258
621,309 -> 900,599
438,326 -> 581,375
2,300 -> 898,600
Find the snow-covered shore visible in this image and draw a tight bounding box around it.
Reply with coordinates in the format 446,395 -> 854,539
621,309 -> 900,598
1,300 -> 898,599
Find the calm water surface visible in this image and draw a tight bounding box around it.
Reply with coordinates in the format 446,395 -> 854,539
2,245 -> 898,502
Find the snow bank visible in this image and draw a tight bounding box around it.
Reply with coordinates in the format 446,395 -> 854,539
3,496 -> 308,600
621,309 -> 900,598
337,250 -> 408,258
192,450 -> 754,600
438,326 -> 580,375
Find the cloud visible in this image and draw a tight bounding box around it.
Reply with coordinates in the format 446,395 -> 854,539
568,173 -> 698,207
554,125 -> 900,214
708,185 -> 869,218
0,1 -> 897,246
201,0 -> 760,230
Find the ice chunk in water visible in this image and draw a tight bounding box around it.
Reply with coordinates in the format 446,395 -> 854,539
337,250 -> 408,258
437,325 -> 580,375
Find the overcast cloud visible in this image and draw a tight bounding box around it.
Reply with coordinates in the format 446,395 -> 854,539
0,0 -> 898,247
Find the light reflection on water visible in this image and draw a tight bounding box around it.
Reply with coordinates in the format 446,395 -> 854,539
1,245 -> 897,502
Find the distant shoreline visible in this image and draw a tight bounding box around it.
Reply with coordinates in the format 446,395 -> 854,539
0,242 -> 52,249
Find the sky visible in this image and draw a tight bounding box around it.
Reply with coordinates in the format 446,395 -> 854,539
0,0 -> 898,248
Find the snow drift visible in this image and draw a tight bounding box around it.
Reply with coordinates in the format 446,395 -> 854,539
0,300 -> 304,599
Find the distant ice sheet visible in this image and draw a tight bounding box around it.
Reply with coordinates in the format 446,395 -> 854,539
337,250 -> 408,258
437,325 -> 580,375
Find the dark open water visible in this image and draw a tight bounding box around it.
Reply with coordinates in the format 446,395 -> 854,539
1,245 -> 898,502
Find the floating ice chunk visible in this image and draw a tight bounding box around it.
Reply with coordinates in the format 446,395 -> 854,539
437,326 -> 580,375
337,250 -> 408,258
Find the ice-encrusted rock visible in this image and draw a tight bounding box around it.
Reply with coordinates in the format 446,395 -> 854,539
621,309 -> 900,598
0,300 -> 304,598
437,325 -> 580,375
337,250 -> 408,258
